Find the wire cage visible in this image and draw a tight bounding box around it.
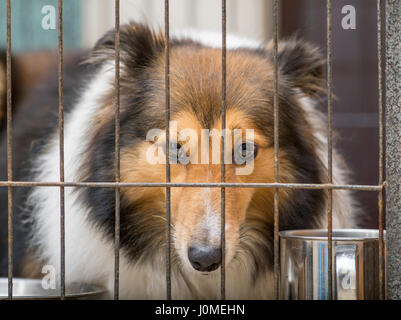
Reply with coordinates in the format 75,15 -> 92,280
2,0 -> 401,300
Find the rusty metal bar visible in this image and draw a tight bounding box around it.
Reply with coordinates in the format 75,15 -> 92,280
0,181 -> 384,191
273,0 -> 280,300
326,0 -> 333,300
164,0 -> 172,300
114,0 -> 121,301
6,0 -> 13,300
220,0 -> 227,301
57,0 -> 66,300
377,0 -> 385,300
385,0 -> 401,300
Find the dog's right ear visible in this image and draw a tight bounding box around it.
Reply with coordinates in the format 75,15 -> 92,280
87,22 -> 165,71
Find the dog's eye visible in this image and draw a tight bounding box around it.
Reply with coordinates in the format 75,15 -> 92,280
234,142 -> 258,165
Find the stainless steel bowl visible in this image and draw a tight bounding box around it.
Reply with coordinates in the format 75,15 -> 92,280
280,229 -> 386,300
0,278 -> 107,300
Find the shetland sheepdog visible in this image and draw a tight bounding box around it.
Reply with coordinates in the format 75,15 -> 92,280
0,23 -> 356,299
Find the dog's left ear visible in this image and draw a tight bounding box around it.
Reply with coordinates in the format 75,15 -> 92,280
265,36 -> 325,97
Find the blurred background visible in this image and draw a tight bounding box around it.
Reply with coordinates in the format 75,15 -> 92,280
0,0 -> 381,228
0,0 -> 273,50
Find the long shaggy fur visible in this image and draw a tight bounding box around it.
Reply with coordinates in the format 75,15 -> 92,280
0,23 -> 357,299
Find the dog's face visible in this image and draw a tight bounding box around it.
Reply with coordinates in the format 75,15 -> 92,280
85,23 -> 326,275
119,48 -> 278,273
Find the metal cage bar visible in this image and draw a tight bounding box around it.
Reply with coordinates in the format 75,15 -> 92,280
385,0 -> 401,300
114,0 -> 121,300
377,0 -> 385,301
164,0 -> 172,300
57,0 -> 66,300
221,0 -> 227,301
272,0 -> 280,300
6,0 -> 13,301
326,0 -> 333,300
0,181 -> 383,191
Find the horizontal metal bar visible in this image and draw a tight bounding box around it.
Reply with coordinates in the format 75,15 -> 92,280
0,181 -> 384,191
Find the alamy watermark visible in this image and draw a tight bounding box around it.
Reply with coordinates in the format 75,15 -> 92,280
146,121 -> 257,176
41,5 -> 56,30
41,264 -> 57,290
342,5 -> 356,30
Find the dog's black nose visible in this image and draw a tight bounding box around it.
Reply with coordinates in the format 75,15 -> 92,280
188,246 -> 222,272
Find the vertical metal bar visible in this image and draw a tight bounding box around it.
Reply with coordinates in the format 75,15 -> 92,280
220,0 -> 227,301
114,0 -> 121,301
385,0 -> 401,300
326,0 -> 333,300
57,0 -> 65,300
6,0 -> 13,300
165,0 -> 172,300
273,0 -> 280,301
377,0 -> 385,300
